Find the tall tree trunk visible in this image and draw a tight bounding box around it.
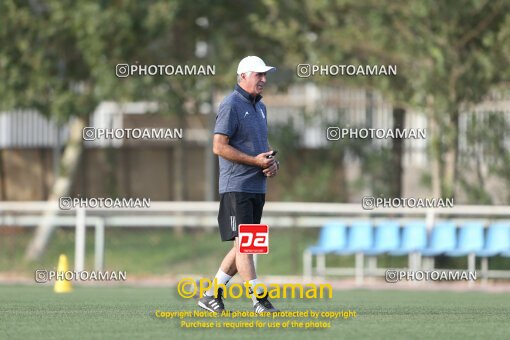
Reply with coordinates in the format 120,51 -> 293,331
25,117 -> 85,260
428,96 -> 442,198
0,150 -> 5,200
391,107 -> 405,197
173,114 -> 185,236
443,107 -> 459,199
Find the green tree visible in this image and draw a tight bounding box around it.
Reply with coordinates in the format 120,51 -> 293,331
252,0 -> 510,200
0,0 -> 287,258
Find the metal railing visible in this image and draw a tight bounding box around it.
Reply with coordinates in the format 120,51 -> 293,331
1,201 -> 510,279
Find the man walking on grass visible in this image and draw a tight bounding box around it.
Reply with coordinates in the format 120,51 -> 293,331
198,56 -> 280,314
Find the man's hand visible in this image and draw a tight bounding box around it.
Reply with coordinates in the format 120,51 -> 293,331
254,151 -> 275,169
214,135 -> 277,169
262,161 -> 279,177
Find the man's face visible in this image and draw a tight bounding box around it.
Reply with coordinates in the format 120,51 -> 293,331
241,72 -> 267,96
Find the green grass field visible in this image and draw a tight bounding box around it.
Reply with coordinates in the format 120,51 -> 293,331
1,285 -> 509,339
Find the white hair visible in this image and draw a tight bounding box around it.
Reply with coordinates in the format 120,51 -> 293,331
237,71 -> 252,83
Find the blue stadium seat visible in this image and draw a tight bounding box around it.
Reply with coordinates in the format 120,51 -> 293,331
390,220 -> 427,255
477,223 -> 510,257
446,221 -> 484,274
303,221 -> 347,279
335,220 -> 373,284
365,220 -> 400,255
422,221 -> 457,256
447,222 -> 484,256
307,222 -> 347,254
337,221 -> 373,254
